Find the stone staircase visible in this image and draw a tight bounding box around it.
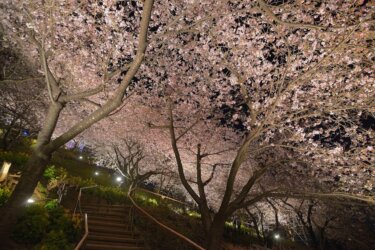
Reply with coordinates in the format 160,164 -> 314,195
80,203 -> 147,250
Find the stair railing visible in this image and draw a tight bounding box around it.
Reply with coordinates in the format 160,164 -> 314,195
73,185 -> 98,217
74,213 -> 88,250
128,193 -> 205,250
73,185 -> 97,250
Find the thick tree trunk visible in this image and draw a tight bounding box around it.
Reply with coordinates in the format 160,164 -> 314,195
307,226 -> 319,249
306,205 -> 319,249
206,217 -> 226,250
0,102 -> 63,246
317,227 -> 327,250
200,206 -> 212,235
0,149 -> 51,245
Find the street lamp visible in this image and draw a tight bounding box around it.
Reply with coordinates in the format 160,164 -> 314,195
27,198 -> 35,204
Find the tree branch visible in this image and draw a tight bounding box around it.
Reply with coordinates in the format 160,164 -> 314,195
0,77 -> 44,84
168,100 -> 201,204
59,85 -> 104,103
257,0 -> 325,30
47,0 -> 155,152
176,114 -> 201,141
248,190 -> 375,206
202,164 -> 218,186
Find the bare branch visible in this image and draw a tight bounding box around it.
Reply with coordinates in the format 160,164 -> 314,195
248,190 -> 375,206
0,77 -> 44,84
48,0 -> 155,151
257,0 -> 324,30
168,100 -> 201,204
176,114 -> 201,141
59,85 -> 104,103
257,0 -> 374,30
202,164 -> 218,186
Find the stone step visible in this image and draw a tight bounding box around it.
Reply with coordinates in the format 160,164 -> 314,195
86,240 -> 142,247
88,234 -> 143,244
88,215 -> 130,224
82,208 -> 129,215
89,219 -> 129,228
82,202 -> 128,206
81,206 -> 130,213
89,225 -> 132,234
81,205 -> 130,210
83,209 -> 128,217
78,201 -> 146,250
82,204 -> 131,209
89,231 -> 139,239
85,242 -> 146,250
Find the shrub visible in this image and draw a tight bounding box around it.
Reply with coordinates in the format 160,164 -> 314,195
0,151 -> 29,170
47,206 -> 80,242
12,203 -> 81,246
66,176 -> 127,204
43,165 -> 56,180
93,186 -> 127,204
37,230 -> 71,250
12,204 -> 49,244
0,186 -> 11,207
66,176 -> 96,187
44,199 -> 59,210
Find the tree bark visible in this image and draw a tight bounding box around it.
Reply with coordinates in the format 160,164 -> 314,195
0,149 -> 51,245
306,204 -> 319,249
0,101 -> 63,246
206,217 -> 226,250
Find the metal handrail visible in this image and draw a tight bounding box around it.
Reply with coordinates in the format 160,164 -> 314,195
74,213 -> 88,250
73,185 -> 98,216
128,195 -> 205,250
73,185 -> 97,249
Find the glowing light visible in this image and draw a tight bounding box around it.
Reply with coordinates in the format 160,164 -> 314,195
274,233 -> 280,240
27,198 -> 35,204
22,129 -> 30,137
79,156 -> 83,160
94,171 -> 99,176
116,177 -> 122,182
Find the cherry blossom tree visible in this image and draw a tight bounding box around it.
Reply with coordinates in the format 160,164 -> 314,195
281,199 -> 337,249
81,1 -> 375,247
0,0 -> 156,243
97,138 -> 161,196
275,198 -> 375,250
162,100 -> 373,249
139,1 -> 374,248
0,0 -> 374,248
